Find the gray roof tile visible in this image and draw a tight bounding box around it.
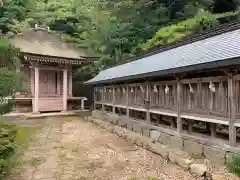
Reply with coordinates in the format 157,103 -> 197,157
86,28 -> 240,84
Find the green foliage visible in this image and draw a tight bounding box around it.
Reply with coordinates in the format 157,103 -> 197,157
227,154 -> 240,176
148,176 -> 157,180
0,37 -> 22,114
140,10 -> 219,51
1,0 -> 240,79
0,120 -> 17,179
31,158 -> 42,166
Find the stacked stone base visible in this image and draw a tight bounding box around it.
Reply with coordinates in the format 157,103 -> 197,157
86,110 -> 239,179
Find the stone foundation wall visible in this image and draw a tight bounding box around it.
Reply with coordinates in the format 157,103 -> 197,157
92,110 -> 239,166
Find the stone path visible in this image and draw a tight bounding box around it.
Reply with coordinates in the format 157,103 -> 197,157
9,117 -> 198,180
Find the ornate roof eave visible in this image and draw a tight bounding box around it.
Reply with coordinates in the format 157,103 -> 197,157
22,52 -> 94,66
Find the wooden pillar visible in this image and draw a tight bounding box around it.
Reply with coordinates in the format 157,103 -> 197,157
30,68 -> 34,96
146,83 -> 150,123
33,66 -> 39,113
126,85 -> 129,116
57,71 -> 60,95
210,123 -> 217,137
63,68 -> 68,111
102,87 -> 104,111
177,78 -> 182,133
93,87 -> 96,110
112,86 -> 115,114
228,75 -> 236,146
188,119 -> 193,132
68,70 -> 72,96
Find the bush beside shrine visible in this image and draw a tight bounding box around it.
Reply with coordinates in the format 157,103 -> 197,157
0,119 -> 17,179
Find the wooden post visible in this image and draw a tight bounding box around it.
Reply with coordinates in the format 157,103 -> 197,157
146,83 -> 150,123
177,78 -> 182,133
228,75 -> 236,146
102,87 -> 104,111
188,119 -> 193,132
112,86 -> 115,114
33,66 -> 39,113
68,69 -> 72,96
93,87 -> 96,110
210,123 -> 217,137
62,68 -> 68,111
126,85 -> 129,117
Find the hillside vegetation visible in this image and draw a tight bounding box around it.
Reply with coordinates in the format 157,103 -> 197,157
0,0 -> 239,79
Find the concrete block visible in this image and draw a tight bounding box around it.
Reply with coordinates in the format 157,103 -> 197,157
107,114 -> 119,125
150,130 -> 161,142
92,110 -> 103,118
118,117 -> 128,128
203,145 -> 226,165
142,128 -> 150,137
169,135 -> 183,150
126,122 -> 133,131
158,133 -> 171,145
132,123 -> 142,134
183,140 -> 203,158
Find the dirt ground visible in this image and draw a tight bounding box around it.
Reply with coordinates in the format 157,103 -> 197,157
7,117 -> 202,180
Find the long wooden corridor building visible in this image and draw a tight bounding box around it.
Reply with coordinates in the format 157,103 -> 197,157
86,23 -> 240,149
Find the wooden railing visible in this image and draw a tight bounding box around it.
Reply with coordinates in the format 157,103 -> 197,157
94,74 -> 240,146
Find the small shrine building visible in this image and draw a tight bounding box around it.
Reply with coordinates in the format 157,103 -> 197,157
12,25 -> 94,113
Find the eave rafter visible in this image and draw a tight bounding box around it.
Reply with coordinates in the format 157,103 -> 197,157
23,53 -> 94,66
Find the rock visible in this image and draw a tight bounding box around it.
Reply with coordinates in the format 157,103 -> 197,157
183,140 -> 203,158
190,164 -> 207,176
150,130 -> 161,142
141,137 -> 152,149
148,143 -> 169,159
203,146 -> 226,165
168,150 -> 193,169
169,135 -> 183,150
177,158 -> 194,170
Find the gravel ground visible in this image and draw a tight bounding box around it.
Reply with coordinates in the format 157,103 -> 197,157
7,117 -> 235,180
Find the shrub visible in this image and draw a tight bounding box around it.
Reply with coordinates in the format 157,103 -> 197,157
227,153 -> 240,176
0,120 -> 17,179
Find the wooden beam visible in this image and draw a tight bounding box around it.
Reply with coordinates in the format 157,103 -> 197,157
177,78 -> 182,133
228,75 -> 237,146
181,76 -> 228,84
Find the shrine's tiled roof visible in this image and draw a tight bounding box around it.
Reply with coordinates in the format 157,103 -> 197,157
12,27 -> 87,60
86,23 -> 240,85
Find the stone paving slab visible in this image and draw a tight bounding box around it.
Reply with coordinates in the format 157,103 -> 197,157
8,117 -> 198,180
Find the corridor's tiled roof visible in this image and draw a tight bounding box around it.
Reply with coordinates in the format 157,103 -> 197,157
86,25 -> 240,85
